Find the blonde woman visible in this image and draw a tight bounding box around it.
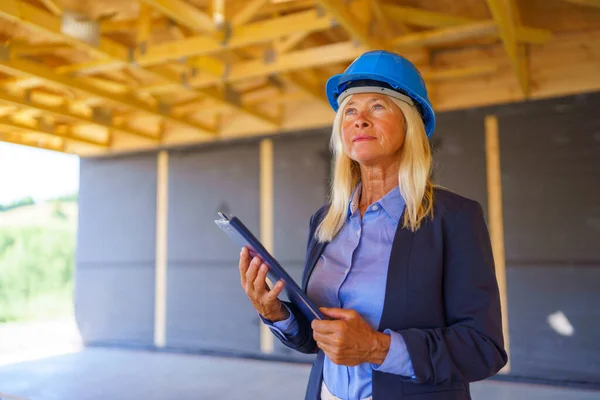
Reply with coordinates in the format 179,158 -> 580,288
239,50 -> 507,400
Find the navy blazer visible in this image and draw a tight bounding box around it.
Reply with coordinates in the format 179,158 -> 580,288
271,188 -> 508,400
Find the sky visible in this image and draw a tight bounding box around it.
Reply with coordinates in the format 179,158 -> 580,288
0,143 -> 79,205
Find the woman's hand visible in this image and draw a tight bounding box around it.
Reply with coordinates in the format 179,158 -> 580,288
312,308 -> 391,366
239,247 -> 289,322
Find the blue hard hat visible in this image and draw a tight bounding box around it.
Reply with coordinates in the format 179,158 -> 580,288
326,50 -> 436,137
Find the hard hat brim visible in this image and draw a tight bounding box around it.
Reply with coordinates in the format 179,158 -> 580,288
326,72 -> 436,138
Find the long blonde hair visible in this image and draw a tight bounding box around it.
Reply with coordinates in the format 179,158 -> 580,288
315,95 -> 434,243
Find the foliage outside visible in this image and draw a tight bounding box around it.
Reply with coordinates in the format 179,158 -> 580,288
0,196 -> 77,323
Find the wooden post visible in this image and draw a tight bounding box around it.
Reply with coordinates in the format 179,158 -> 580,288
259,138 -> 275,354
154,150 -> 169,348
485,115 -> 510,373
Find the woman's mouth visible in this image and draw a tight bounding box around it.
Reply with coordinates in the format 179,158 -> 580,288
353,135 -> 376,142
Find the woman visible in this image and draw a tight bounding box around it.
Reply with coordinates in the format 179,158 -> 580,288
239,50 -> 507,400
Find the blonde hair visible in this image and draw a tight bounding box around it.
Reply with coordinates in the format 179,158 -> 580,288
315,95 -> 434,242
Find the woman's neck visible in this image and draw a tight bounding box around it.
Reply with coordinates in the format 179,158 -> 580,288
359,159 -> 399,210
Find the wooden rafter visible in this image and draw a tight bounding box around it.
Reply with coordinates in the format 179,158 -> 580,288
0,90 -> 158,141
0,116 -> 108,148
139,0 -> 216,33
316,0 -> 386,49
384,5 -> 551,44
0,0 -> 277,128
231,0 -> 270,27
485,0 -> 529,96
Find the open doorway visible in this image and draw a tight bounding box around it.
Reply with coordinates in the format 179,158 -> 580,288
0,143 -> 82,366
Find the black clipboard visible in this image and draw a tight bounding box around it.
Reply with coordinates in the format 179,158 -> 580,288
214,212 -> 325,322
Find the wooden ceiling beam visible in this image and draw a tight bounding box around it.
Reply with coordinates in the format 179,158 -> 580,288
0,131 -> 64,152
316,0 -> 386,49
0,57 -> 216,136
133,9 -> 333,66
0,116 -> 108,148
485,0 -> 529,96
139,0 -> 216,33
231,0 -> 271,27
0,90 -> 158,141
384,5 -> 551,45
562,0 -> 600,9
0,0 -> 275,128
369,0 -> 406,38
38,0 -> 62,16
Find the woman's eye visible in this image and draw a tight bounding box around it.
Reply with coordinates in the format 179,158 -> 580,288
373,104 -> 384,110
345,108 -> 356,115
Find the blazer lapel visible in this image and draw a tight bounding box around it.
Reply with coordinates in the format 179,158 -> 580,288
378,215 -> 415,332
302,240 -> 327,292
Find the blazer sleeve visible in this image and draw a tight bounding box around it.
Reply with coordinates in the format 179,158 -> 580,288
399,200 -> 508,384
268,213 -> 319,354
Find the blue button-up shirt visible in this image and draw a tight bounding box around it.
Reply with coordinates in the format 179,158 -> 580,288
267,184 -> 415,399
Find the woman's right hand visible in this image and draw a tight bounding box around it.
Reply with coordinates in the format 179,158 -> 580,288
239,247 -> 289,322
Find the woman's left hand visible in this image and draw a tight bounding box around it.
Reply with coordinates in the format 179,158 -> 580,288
312,307 -> 391,366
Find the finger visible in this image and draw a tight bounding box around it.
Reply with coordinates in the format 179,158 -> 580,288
312,320 -> 342,335
266,279 -> 285,301
320,307 -> 357,320
312,331 -> 335,346
253,263 -> 269,294
239,247 -> 250,286
245,256 -> 262,293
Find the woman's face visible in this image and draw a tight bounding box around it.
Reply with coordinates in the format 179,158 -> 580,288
340,93 -> 406,166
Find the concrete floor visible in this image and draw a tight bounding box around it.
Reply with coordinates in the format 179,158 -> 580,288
0,347 -> 598,400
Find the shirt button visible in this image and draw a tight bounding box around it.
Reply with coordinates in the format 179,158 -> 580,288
372,205 -> 379,211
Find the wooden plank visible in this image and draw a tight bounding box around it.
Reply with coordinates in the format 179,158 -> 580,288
486,0 -> 529,96
0,90 -> 158,141
0,131 -> 64,152
135,9 -> 333,66
154,150 -> 169,349
0,117 -> 107,147
384,5 -> 551,44
140,0 -> 216,33
0,57 -> 216,136
563,0 -> 600,9
484,115 -> 511,374
38,0 -> 62,16
259,138 -> 275,354
317,0 -> 385,49
231,0 -> 270,27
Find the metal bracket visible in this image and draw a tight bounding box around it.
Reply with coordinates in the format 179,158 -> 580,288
316,5 -> 327,18
263,48 -> 276,65
222,63 -> 231,79
180,72 -> 190,88
158,102 -> 171,115
92,107 -> 113,125
219,21 -> 232,46
223,84 -> 242,108
128,47 -> 136,64
0,45 -> 10,61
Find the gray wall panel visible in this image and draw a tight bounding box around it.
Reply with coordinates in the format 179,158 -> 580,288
165,265 -> 261,353
77,155 -> 157,264
506,266 -> 600,383
75,154 -> 157,345
432,110 -> 488,214
167,145 -> 260,263
498,100 -> 600,264
166,145 -> 261,352
75,265 -> 155,345
273,133 -> 330,263
272,133 -> 329,360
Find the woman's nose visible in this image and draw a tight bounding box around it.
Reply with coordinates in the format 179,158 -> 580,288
354,119 -> 371,129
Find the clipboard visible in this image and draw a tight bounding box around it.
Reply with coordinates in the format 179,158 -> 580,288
214,212 -> 325,322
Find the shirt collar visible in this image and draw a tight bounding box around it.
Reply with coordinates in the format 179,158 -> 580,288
347,183 -> 406,223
